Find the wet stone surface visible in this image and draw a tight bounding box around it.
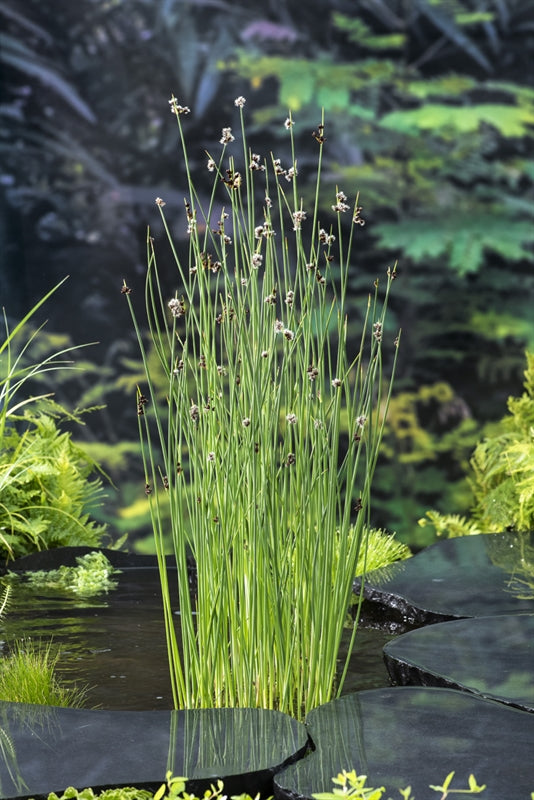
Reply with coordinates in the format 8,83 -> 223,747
0,704 -> 309,799
383,613 -> 534,712
356,531 -> 534,625
274,687 -> 534,800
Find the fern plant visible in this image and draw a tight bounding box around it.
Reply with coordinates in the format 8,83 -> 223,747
0,409 -> 108,560
0,279 -> 108,561
420,352 -> 534,537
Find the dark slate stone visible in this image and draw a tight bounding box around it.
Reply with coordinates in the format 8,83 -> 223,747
0,703 -> 309,800
383,613 -> 534,713
354,532 -> 534,626
274,688 -> 534,800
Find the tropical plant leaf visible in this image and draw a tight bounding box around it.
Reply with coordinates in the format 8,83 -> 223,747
415,0 -> 494,72
454,12 -> 496,26
407,75 -> 476,98
0,1 -> 53,43
375,215 -> 534,274
332,13 -> 406,50
0,33 -> 95,123
380,103 -> 534,137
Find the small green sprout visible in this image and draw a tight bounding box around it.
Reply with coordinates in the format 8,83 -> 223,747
429,771 -> 486,798
312,768 -> 487,800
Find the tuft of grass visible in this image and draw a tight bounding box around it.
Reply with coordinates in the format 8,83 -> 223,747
0,638 -> 89,707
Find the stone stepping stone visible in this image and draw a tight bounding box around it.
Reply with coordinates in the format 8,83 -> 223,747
383,613 -> 534,713
0,703 -> 308,799
356,531 -> 534,626
274,687 -> 534,800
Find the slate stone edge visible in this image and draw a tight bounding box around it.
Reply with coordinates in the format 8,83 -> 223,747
383,647 -> 534,714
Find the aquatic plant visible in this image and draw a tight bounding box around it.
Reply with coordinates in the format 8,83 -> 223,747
45,790 -> 153,800
8,551 -> 119,598
124,98 -> 399,716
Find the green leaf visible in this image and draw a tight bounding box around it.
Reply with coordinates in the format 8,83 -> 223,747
449,231 -> 483,274
407,75 -> 476,99
375,215 -> 534,274
279,66 -> 314,110
470,311 -> 534,346
0,33 -> 95,123
345,104 -> 376,121
415,0 -> 493,72
429,770 -> 455,792
153,783 -> 166,800
467,773 -> 486,792
454,12 -> 495,26
332,13 -> 405,50
374,220 -> 450,262
380,103 -> 534,138
315,85 -> 351,113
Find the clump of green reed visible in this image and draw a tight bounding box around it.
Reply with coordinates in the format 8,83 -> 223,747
124,97 -> 399,717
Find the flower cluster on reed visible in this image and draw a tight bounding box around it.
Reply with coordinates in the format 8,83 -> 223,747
124,96 -> 398,717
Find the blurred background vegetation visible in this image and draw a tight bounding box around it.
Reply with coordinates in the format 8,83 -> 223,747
1,0 -> 533,549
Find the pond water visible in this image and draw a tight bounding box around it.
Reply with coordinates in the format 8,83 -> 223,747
0,567 -> 395,711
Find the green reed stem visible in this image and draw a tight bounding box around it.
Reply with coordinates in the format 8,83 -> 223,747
124,100 -> 398,718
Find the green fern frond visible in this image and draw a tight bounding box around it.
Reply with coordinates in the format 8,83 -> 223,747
0,412 -> 107,560
375,215 -> 534,274
419,510 -> 483,538
422,352 -> 534,537
0,586 -> 11,618
380,103 -> 534,138
357,528 -> 411,574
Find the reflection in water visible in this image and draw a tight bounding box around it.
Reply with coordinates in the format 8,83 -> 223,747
384,614 -> 534,712
0,569 -> 174,710
358,559 -> 408,589
0,701 -> 67,797
179,708 -> 307,776
0,719 -> 27,797
0,703 -> 307,797
487,531 -> 534,599
275,688 -> 534,799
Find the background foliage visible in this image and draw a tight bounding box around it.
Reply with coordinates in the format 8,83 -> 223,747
420,351 -> 534,540
1,0 -> 533,546
0,407 -> 108,560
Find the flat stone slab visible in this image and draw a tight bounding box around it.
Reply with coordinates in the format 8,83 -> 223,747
274,687 -> 534,800
0,704 -> 308,799
356,531 -> 534,626
383,613 -> 534,712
